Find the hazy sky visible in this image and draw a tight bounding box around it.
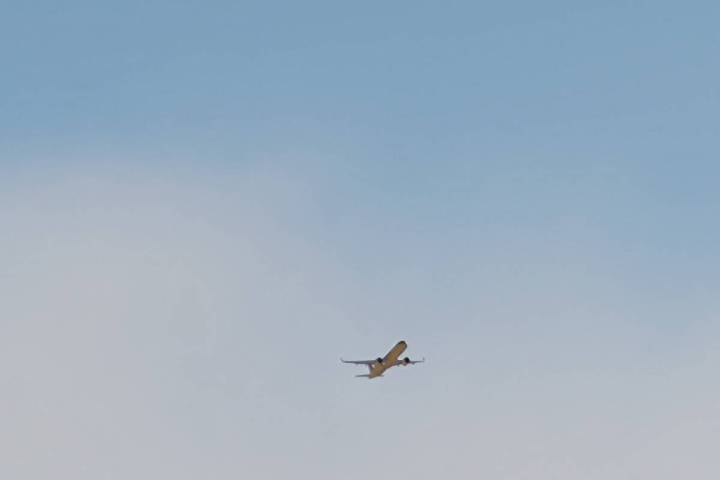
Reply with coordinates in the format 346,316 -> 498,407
2,2 -> 720,479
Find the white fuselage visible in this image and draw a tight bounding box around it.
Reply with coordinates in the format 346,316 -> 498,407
368,341 -> 407,378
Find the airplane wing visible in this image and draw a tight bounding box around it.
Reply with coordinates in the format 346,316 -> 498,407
394,357 -> 426,366
340,358 -> 376,365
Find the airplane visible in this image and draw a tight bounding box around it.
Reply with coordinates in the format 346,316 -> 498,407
341,340 -> 425,379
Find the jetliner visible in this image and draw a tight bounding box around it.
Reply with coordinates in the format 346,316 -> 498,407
341,340 -> 425,379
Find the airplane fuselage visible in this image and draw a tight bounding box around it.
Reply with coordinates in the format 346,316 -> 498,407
368,340 -> 407,378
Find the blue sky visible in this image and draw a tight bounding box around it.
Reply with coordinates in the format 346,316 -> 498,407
2,2 -> 720,479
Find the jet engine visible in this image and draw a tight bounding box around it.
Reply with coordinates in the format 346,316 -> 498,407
376,357 -> 383,364
403,357 -> 411,365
